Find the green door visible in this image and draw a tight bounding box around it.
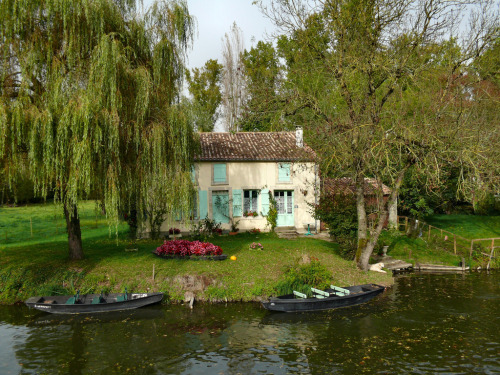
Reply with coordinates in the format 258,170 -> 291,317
274,190 -> 294,227
212,191 -> 229,224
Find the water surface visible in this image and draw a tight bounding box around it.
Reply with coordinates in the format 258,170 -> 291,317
0,272 -> 498,374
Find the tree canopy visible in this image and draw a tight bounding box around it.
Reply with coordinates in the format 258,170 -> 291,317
0,0 -> 198,259
256,0 -> 500,269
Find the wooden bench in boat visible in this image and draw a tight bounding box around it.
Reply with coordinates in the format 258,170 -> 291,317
330,285 -> 350,296
311,287 -> 329,299
293,291 -> 307,299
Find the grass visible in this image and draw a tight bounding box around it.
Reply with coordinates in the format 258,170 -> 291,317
386,214 -> 500,268
0,200 -> 123,247
0,203 -> 392,305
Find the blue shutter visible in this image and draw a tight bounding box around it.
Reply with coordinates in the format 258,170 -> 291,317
233,189 -> 242,217
213,163 -> 226,183
190,166 -> 196,184
199,190 -> 208,219
278,163 -> 291,182
261,189 -> 269,216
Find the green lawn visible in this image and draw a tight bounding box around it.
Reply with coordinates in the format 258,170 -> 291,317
0,200 -> 124,247
387,214 -> 500,268
0,203 -> 392,304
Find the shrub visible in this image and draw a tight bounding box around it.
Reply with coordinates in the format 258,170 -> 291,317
169,228 -> 181,235
274,258 -> 331,296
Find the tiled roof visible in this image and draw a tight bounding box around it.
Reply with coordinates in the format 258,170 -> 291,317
323,177 -> 392,196
196,132 -> 316,162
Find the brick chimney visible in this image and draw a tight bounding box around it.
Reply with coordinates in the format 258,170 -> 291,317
295,126 -> 303,148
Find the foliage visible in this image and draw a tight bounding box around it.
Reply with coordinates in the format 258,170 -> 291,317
313,192 -> 358,259
0,0 -> 197,259
255,0 -> 499,270
186,59 -> 223,132
169,228 -> 181,235
265,193 -> 278,232
243,210 -> 259,217
239,41 -> 284,131
274,258 -> 332,296
155,239 -> 223,257
230,219 -> 240,232
190,216 -> 222,241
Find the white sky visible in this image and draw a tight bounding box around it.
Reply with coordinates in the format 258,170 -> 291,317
144,0 -> 278,69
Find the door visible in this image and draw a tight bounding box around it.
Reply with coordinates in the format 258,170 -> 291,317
274,190 -> 294,227
212,191 -> 229,224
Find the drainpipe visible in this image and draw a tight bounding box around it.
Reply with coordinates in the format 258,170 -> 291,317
296,126 -> 303,148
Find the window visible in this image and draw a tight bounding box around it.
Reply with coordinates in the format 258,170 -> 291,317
213,163 -> 227,184
243,190 -> 258,216
278,163 -> 291,182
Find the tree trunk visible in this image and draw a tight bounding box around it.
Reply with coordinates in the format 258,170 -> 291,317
64,202 -> 84,260
356,168 -> 407,271
355,173 -> 368,269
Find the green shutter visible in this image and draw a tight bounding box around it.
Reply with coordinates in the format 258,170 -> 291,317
190,166 -> 196,184
233,189 -> 242,217
214,163 -> 226,183
278,163 -> 291,182
199,190 -> 208,219
261,189 -> 269,216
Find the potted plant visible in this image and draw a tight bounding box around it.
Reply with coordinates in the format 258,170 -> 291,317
168,228 -> 182,239
229,219 -> 240,235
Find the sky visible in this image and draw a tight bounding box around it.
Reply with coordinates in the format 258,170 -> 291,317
144,0 -> 278,70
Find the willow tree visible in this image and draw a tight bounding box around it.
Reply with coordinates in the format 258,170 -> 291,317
0,0 -> 197,259
257,0 -> 500,270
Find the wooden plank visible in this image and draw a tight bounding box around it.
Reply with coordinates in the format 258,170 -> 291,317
330,285 -> 350,296
293,291 -> 307,299
311,287 -> 329,297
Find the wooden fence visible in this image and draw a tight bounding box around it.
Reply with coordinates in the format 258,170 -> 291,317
397,216 -> 499,267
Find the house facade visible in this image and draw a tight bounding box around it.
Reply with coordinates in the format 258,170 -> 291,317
163,128 -> 319,233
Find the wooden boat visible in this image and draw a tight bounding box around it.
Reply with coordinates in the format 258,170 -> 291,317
261,284 -> 385,313
25,290 -> 163,314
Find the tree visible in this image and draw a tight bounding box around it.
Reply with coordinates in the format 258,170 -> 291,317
0,0 -> 197,259
221,22 -> 247,132
240,41 -> 284,131
186,59 -> 223,132
257,0 -> 500,270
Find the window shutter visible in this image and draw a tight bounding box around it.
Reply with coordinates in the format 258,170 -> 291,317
278,163 -> 291,182
190,166 -> 196,184
213,163 -> 226,183
232,189 -> 242,217
199,190 -> 208,219
260,189 -> 269,216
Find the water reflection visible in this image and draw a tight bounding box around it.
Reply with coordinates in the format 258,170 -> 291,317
0,272 -> 498,374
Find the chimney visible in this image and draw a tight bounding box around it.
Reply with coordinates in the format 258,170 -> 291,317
295,126 -> 303,148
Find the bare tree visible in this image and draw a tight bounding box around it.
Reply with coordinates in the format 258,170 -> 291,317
221,22 -> 247,132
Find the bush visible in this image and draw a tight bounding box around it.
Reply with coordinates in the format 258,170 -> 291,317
274,258 -> 331,296
313,192 -> 358,259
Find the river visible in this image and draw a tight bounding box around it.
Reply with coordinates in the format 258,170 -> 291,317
0,272 -> 498,374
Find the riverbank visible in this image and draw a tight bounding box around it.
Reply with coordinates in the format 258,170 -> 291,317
0,231 -> 393,305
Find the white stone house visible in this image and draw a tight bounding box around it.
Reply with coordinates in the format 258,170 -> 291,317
164,127 -> 319,233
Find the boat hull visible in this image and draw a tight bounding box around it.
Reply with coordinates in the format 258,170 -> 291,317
25,292 -> 164,314
261,284 -> 385,313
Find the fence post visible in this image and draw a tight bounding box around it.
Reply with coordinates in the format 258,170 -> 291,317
405,217 -> 408,232
453,235 -> 457,254
470,240 -> 474,257
428,225 -> 431,241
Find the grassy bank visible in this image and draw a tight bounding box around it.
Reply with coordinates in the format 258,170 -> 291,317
0,206 -> 392,304
384,214 -> 500,268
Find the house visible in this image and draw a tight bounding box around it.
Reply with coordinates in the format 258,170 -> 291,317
164,126 -> 319,233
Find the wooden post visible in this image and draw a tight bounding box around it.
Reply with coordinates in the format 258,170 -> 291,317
428,225 -> 431,241
30,217 -> 33,238
470,240 -> 474,257
405,217 -> 408,232
152,263 -> 155,282
453,235 -> 457,254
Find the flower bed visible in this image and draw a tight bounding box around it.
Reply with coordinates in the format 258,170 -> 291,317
153,240 -> 226,260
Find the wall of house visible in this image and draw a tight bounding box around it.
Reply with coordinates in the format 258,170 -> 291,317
159,161 -> 319,234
